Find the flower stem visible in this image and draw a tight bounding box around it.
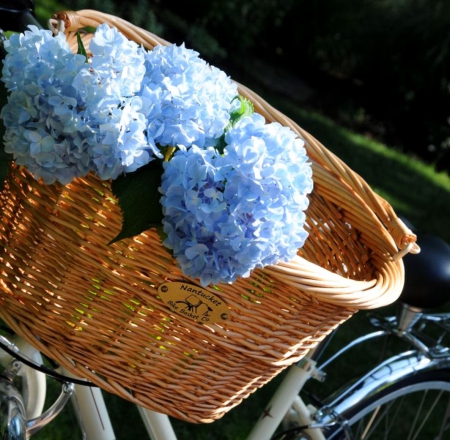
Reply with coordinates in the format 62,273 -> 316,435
164,146 -> 176,162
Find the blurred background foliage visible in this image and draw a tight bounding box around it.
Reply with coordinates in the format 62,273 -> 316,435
61,0 -> 450,172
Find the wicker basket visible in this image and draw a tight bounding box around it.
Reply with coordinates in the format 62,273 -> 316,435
0,10 -> 419,423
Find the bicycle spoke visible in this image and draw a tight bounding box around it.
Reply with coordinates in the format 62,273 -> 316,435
407,389 -> 428,440
359,408 -> 379,439
341,387 -> 450,440
411,390 -> 443,440
361,396 -> 405,438
436,394 -> 450,439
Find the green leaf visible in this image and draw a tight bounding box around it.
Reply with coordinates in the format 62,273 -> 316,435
76,33 -> 88,63
229,95 -> 254,126
216,95 -> 254,153
109,161 -> 164,244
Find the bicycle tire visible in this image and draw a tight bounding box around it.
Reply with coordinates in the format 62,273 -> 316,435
324,370 -> 450,439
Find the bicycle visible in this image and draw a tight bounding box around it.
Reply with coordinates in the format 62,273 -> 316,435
1,2 -> 450,439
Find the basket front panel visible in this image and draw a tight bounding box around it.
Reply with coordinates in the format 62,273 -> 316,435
0,164 -> 354,422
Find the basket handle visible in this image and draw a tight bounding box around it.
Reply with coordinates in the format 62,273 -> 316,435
300,130 -> 419,256
50,9 -> 419,259
50,9 -> 170,49
237,83 -> 419,256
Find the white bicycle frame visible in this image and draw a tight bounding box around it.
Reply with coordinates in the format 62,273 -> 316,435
60,356 -> 326,440
0,333 -> 325,440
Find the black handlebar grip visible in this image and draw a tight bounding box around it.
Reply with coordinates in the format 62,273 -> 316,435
0,0 -> 41,33
401,234 -> 450,309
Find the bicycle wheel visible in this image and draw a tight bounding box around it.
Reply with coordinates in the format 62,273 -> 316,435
325,370 -> 450,439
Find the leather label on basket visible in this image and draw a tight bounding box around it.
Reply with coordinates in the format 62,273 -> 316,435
158,282 -> 229,324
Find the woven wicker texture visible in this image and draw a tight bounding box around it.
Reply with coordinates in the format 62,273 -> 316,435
0,10 -> 418,423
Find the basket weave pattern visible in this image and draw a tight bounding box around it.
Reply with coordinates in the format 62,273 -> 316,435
0,10 -> 417,423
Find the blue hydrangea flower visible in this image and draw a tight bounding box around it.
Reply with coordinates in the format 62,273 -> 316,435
139,43 -> 238,151
1,25 -> 153,184
159,114 -> 313,286
89,24 -> 146,98
1,26 -> 90,183
1,25 -> 75,92
70,24 -> 152,180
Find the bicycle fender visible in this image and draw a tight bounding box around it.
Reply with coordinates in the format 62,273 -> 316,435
315,350 -> 450,426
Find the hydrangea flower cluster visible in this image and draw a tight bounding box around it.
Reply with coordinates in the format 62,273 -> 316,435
1,24 -> 151,183
140,44 -> 239,150
160,113 -> 313,286
1,25 -> 238,183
